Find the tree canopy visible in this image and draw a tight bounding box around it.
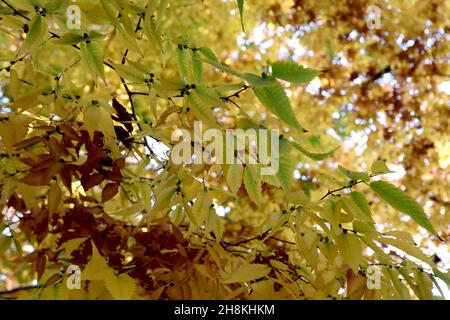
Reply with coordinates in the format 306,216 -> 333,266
0,0 -> 449,300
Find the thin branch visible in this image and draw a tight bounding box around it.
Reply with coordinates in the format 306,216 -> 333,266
220,85 -> 250,100
269,236 -> 295,245
229,228 -> 272,247
0,285 -> 42,295
219,85 -> 250,109
319,173 -> 379,201
1,0 -> 30,21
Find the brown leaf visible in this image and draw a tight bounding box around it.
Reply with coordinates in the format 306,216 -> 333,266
13,136 -> 42,150
35,251 -> 47,281
45,137 -> 65,159
81,173 -> 104,191
20,162 -> 63,186
44,272 -> 61,287
7,193 -> 27,211
60,167 -> 73,192
112,98 -> 134,133
59,123 -> 80,140
114,158 -> 126,169
347,269 -> 366,300
102,183 -> 119,202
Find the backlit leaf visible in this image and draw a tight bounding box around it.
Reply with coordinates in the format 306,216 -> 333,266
236,0 -> 245,32
253,80 -> 304,131
271,61 -> 319,84
226,163 -> 244,195
243,164 -> 262,207
80,41 -> 105,83
370,181 -> 439,237
338,165 -> 370,181
371,160 -> 391,174
292,142 -> 337,161
337,233 -> 364,274
18,15 -> 44,56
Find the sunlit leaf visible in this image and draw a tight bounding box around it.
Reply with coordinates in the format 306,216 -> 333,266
271,61 -> 319,84
253,80 -> 305,131
370,181 -> 439,237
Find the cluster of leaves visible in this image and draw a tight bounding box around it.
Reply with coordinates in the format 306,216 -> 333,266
0,0 -> 448,300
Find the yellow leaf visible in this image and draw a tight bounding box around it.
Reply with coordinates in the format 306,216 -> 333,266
0,114 -> 31,151
337,233 -> 364,274
104,272 -> 136,300
226,163 -> 243,195
192,189 -> 212,226
285,190 -> 309,205
206,209 -> 224,241
377,236 -> 432,265
371,160 -> 391,174
39,283 -> 70,300
58,237 -> 89,257
82,243 -> 111,281
221,263 -> 270,284
83,103 -> 116,140
88,280 -> 112,300
48,182 -> 62,216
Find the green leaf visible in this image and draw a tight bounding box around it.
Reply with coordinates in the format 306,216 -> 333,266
19,15 -> 43,56
433,268 -> 450,288
253,80 -> 305,131
156,0 -> 167,31
292,142 -> 337,160
214,82 -> 246,92
52,33 -> 85,45
371,160 -> 391,174
199,47 -> 243,78
116,23 -> 142,56
370,180 -> 439,237
45,0 -> 65,13
271,61 -> 319,84
352,220 -> 377,235
192,50 -> 203,83
100,0 -> 117,22
338,165 -> 370,181
80,41 -> 105,83
0,235 -> 12,255
177,47 -> 194,84
188,90 -> 218,127
194,84 -> 224,107
143,10 -> 163,57
242,73 -> 276,87
109,62 -> 145,83
350,191 -> 373,222
243,164 -> 262,207
277,138 -> 292,191
341,195 -> 373,223
236,0 -> 245,33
